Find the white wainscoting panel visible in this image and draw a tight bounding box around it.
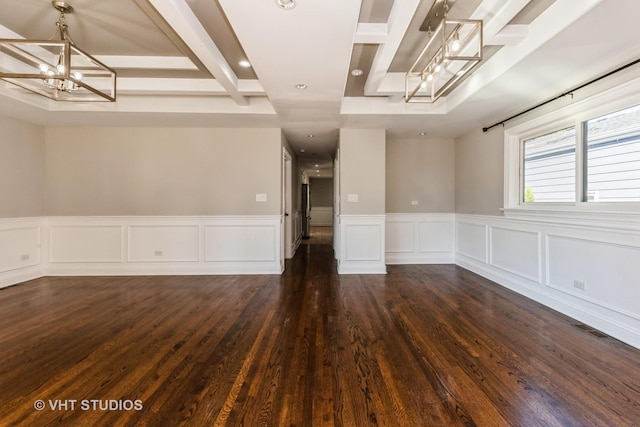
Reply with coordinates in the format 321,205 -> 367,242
455,221 -> 488,263
455,213 -> 640,349
46,216 -> 282,275
490,226 -> 540,283
386,214 -> 454,264
205,225 -> 276,262
310,207 -> 333,226
50,224 -> 123,263
547,234 -> 640,321
128,225 -> 199,263
338,215 -> 386,274
0,218 -> 45,288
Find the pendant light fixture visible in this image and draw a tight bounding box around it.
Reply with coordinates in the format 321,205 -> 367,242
405,0 -> 482,103
0,1 -> 117,102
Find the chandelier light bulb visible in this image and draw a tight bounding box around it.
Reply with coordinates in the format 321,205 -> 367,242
72,71 -> 83,80
451,32 -> 461,53
56,64 -> 65,74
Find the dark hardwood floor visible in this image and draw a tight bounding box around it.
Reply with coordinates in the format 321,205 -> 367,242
0,243 -> 639,426
301,226 -> 333,246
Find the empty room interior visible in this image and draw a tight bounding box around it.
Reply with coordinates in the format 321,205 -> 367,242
1,0 -> 640,425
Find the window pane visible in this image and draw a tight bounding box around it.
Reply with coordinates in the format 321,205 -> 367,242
585,104 -> 640,202
522,127 -> 576,203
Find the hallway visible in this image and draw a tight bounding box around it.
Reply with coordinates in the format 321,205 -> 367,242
301,226 -> 333,246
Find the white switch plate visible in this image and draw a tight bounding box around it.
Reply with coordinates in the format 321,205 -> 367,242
347,194 -> 359,203
256,193 -> 267,202
411,200 -> 419,206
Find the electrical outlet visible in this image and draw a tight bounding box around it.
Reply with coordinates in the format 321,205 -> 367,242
573,280 -> 586,290
347,194 -> 359,203
154,250 -> 163,256
411,200 -> 419,206
256,193 -> 267,202
21,254 -> 30,261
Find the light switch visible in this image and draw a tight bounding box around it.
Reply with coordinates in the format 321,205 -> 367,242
411,200 -> 419,206
256,194 -> 267,202
347,194 -> 359,203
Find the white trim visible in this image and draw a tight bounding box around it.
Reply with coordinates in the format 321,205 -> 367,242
43,215 -> 283,276
338,215 -> 387,274
504,73 -> 640,214
385,213 -> 454,264
0,217 -> 46,289
456,213 -> 640,349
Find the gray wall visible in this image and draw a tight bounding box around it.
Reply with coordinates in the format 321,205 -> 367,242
0,116 -> 45,218
386,137 -> 455,213
45,127 -> 282,216
339,129 -> 386,215
455,127 -> 504,216
310,178 -> 333,207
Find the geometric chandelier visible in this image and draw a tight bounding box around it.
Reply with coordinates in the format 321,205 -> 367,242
0,1 -> 116,102
405,0 -> 482,103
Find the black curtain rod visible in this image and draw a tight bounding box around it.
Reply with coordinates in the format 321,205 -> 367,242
482,58 -> 640,133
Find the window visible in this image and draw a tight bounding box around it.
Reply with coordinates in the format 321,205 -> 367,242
513,103 -> 640,207
584,104 -> 640,202
522,127 -> 576,203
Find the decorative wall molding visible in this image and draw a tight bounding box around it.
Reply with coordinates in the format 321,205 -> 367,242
0,218 -> 46,289
456,213 -> 640,349
45,216 -> 283,276
3,213 -> 639,349
385,213 -> 454,264
338,215 -> 386,274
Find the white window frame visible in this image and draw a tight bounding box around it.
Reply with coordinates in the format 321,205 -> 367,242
504,75 -> 640,221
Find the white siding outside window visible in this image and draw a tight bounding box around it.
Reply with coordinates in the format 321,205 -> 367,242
585,104 -> 640,202
522,127 -> 576,203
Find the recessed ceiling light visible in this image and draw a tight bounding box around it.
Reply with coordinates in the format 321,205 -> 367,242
238,59 -> 251,68
300,149 -> 305,153
316,169 -> 319,172
295,83 -> 307,90
307,134 -> 314,138
276,0 -> 296,9
351,69 -> 363,76
315,164 -> 319,167
419,132 -> 427,136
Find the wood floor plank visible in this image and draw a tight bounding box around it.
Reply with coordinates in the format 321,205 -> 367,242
0,241 -> 639,426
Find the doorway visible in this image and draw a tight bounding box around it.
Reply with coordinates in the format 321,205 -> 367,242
303,176 -> 334,245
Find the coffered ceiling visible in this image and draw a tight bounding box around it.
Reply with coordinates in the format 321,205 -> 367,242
1,0 -> 639,178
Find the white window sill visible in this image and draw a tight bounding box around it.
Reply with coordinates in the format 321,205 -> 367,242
501,205 -> 640,231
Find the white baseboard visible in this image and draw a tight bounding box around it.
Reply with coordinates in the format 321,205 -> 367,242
0,267 -> 45,289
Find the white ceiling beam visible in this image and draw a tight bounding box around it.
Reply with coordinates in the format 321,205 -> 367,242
363,0 -> 422,97
116,77 -> 265,96
472,0 -> 531,45
354,23 -> 388,44
146,0 -> 249,106
486,25 -> 528,46
93,56 -> 198,70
